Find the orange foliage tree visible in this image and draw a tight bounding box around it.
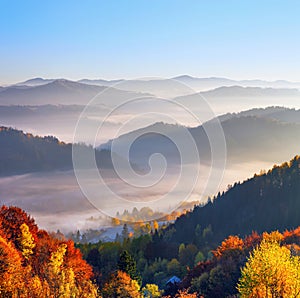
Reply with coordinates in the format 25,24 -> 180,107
0,205 -> 99,297
102,270 -> 141,298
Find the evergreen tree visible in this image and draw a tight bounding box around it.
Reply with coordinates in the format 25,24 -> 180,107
118,250 -> 142,285
121,224 -> 129,241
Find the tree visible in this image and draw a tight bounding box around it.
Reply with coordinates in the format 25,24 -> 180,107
118,250 -> 142,285
121,224 -> 129,241
112,217 -> 121,226
179,244 -> 198,268
0,235 -> 24,296
19,223 -> 36,260
0,206 -> 38,248
194,251 -> 205,266
142,283 -> 162,297
0,205 -> 98,297
153,221 -> 159,231
102,270 -> 141,298
213,235 -> 243,258
167,258 -> 181,276
238,234 -> 300,297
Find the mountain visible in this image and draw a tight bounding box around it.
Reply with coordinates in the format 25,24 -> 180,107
16,77 -> 55,86
100,107 -> 300,166
78,78 -> 124,86
173,86 -> 300,114
0,79 -> 147,105
154,154 -> 300,253
78,78 -> 196,97
173,75 -> 300,91
200,86 -> 300,98
6,76 -> 300,100
217,106 -> 300,124
78,76 -> 300,96
0,126 -> 117,176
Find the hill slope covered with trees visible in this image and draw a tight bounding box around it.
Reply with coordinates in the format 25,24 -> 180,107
166,155 -> 300,250
0,126 -> 116,176
78,155 -> 300,297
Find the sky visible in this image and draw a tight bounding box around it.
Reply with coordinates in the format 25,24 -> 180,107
1,0 -> 300,84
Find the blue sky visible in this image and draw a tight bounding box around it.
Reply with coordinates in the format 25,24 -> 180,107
1,0 -> 300,84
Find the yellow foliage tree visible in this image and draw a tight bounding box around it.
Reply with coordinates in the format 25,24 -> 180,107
19,223 -> 36,260
142,283 -> 162,297
238,234 -> 300,298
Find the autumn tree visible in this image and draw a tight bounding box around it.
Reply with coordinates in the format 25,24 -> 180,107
0,205 -> 99,297
102,270 -> 141,298
19,223 -> 36,260
213,235 -> 244,258
142,283 -> 162,297
153,221 -> 159,231
238,233 -> 300,297
0,206 -> 38,248
0,235 -> 24,297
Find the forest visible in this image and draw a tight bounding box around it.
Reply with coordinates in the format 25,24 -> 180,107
2,133 -> 300,297
1,153 -> 300,297
78,155 -> 300,296
0,126 -> 117,175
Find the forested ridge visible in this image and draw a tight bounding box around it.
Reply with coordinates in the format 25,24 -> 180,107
0,126 -> 115,175
167,155 -> 300,249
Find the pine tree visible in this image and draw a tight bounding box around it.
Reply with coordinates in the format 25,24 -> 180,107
118,250 -> 142,285
121,224 -> 129,241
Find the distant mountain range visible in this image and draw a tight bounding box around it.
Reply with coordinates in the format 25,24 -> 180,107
0,79 -> 148,105
172,75 -> 300,91
100,107 -> 300,166
14,75 -> 300,92
1,105 -> 299,177
1,78 -> 299,108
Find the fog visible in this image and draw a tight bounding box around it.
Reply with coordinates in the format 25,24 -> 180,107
1,80 -> 300,233
0,160 -> 275,233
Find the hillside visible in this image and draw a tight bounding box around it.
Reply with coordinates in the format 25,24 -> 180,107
101,108 -> 300,166
201,86 -> 300,98
0,126 -> 115,176
79,155 -> 300,297
164,155 -> 300,250
216,106 -> 300,124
